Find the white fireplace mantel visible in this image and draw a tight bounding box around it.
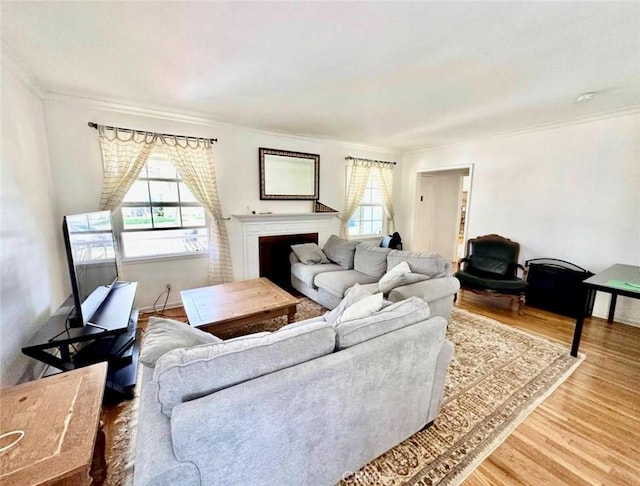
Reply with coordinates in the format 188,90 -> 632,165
232,212 -> 339,222
233,213 -> 340,279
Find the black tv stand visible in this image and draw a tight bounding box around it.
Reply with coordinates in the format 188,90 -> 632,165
22,282 -> 140,400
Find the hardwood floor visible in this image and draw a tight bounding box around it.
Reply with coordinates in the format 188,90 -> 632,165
105,293 -> 640,485
455,291 -> 640,486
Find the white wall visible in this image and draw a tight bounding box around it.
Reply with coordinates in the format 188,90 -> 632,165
0,62 -> 68,386
397,113 -> 640,325
42,96 -> 398,309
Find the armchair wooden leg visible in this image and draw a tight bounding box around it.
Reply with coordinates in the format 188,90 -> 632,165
518,294 -> 526,315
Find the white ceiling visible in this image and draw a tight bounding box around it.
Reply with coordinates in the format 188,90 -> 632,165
2,2 -> 639,151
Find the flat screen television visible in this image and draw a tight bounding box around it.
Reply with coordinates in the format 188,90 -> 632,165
62,210 -> 119,329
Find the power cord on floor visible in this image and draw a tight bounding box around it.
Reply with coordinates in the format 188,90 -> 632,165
152,284 -> 172,316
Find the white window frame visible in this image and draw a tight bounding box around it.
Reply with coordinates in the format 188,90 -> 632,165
114,150 -> 209,260
346,168 -> 388,239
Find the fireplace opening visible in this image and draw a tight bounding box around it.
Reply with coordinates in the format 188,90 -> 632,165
259,233 -> 318,292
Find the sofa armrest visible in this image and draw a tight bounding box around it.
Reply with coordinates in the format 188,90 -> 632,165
289,251 -> 301,264
388,276 -> 460,303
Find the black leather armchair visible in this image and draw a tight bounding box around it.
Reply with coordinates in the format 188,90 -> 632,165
454,234 -> 528,314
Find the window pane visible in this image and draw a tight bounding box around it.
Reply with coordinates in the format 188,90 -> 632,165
123,181 -> 150,203
146,158 -> 178,179
349,223 -> 361,236
348,207 -> 361,226
122,228 -> 208,258
361,186 -> 372,204
360,220 -> 373,235
372,206 -> 383,220
152,206 -> 180,228
361,206 -> 373,221
121,207 -> 152,230
348,217 -> 358,233
181,207 -> 206,226
179,183 -> 199,203
371,219 -> 383,235
149,181 -> 179,203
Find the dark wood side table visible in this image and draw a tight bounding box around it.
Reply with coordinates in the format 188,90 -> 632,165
0,362 -> 108,485
571,264 -> 640,357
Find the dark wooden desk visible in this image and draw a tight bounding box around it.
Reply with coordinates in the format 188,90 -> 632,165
571,264 -> 640,357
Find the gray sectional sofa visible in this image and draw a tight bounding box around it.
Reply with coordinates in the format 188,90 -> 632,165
134,297 -> 454,486
291,235 -> 461,319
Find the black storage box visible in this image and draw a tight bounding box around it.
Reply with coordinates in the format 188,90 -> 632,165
525,258 -> 596,318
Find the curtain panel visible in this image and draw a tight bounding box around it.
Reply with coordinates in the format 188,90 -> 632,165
376,164 -> 395,233
96,126 -> 232,284
98,126 -> 154,212
340,161 -> 371,237
164,141 -> 233,285
341,158 -> 396,238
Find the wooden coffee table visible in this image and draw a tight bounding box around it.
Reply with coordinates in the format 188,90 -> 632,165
0,362 -> 108,485
181,278 -> 301,338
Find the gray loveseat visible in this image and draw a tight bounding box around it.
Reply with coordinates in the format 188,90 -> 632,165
134,298 -> 453,486
291,235 -> 460,319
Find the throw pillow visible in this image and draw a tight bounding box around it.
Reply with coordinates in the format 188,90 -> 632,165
324,283 -> 372,324
323,235 -> 359,269
387,250 -> 450,278
378,261 -> 411,291
379,261 -> 430,294
140,317 -> 221,368
336,292 -> 384,324
335,297 -> 433,350
353,244 -> 391,278
290,243 -> 330,265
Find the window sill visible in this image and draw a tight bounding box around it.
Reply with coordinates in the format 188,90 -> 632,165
122,251 -> 208,266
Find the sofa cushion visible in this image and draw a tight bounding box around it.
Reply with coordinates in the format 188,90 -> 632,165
354,245 -> 391,278
140,317 -> 221,368
387,250 -> 451,278
335,297 -> 432,350
291,243 -> 330,265
291,261 -> 344,288
455,270 -> 527,294
314,270 -> 379,298
153,319 -> 336,416
323,235 -> 359,269
324,283 -> 373,324
336,292 -> 384,324
379,261 -> 430,294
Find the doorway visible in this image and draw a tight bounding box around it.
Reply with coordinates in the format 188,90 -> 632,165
413,166 -> 472,263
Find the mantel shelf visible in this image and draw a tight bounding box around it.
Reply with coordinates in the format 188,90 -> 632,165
232,212 -> 339,222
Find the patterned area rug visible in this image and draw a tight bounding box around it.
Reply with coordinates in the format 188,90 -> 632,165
105,300 -> 583,486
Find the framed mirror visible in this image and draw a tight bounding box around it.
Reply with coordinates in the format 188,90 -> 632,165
259,148 -> 320,200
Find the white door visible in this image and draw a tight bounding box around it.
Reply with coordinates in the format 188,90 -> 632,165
413,169 -> 469,262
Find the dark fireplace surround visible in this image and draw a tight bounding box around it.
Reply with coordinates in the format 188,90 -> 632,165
259,233 -> 318,292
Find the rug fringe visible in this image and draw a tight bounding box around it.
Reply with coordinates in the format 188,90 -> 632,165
443,351 -> 585,485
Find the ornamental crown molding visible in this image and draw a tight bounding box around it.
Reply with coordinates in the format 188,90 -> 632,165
43,91 -> 396,154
